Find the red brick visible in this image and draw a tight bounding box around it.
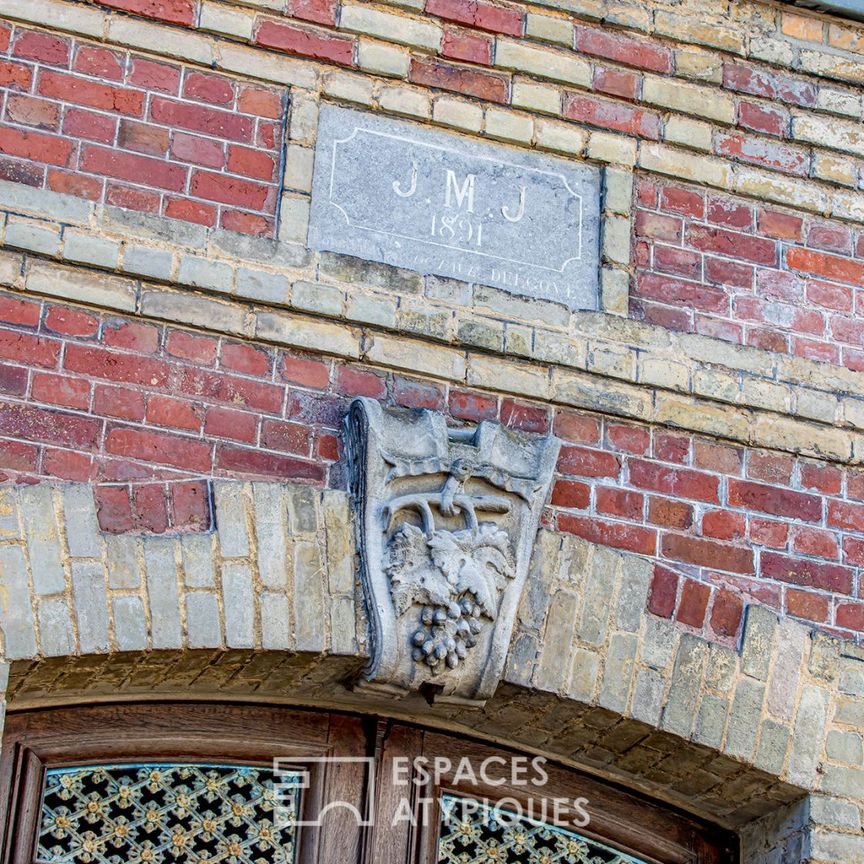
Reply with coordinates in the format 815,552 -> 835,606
634,211 -> 682,243
705,257 -> 753,290
171,479 -> 211,530
828,499 -> 864,533
81,145 -> 187,191
6,94 -> 60,130
103,320 -> 160,354
287,0 -> 338,25
501,399 -> 548,433
847,469 -> 864,501
647,496 -> 693,529
220,211 -> 273,236
806,279 -> 853,313
0,155 -> 44,188
715,132 -> 808,177
659,186 -> 704,218
118,120 -> 170,156
652,432 -> 688,464
0,25 -> 9,52
93,384 -> 146,421
592,66 -> 639,100
150,97 -> 253,142
791,526 -> 838,559
190,170 -> 271,209
146,394 -> 202,431
101,0 -> 196,26
204,406 -> 257,442
564,94 -> 660,139
132,482 -> 169,533
596,486 -> 643,519
647,564 -> 678,617
169,132 -> 225,168
281,354 -> 330,389
0,362 -> 28,397
106,425 -> 211,471
0,60 -> 33,96
550,479 -> 590,509
441,27 -> 492,65
184,71 -> 235,106
286,390 -> 345,428
336,365 -> 386,399
629,460 -> 719,502
449,388 -> 497,421
634,272 -> 728,314
65,344 -> 170,387
47,169 -> 103,201
738,100 -> 788,136
728,479 -> 821,521
13,30 -> 69,65
787,246 -> 864,286
165,331 -> 217,366
44,305 -> 98,337
662,533 -> 754,573
749,518 -> 788,548
747,452 -> 794,484
758,209 -> 804,241
215,444 -> 325,481
799,461 -> 842,495
808,222 -> 852,254
227,145 -> 277,181
761,551 -> 852,594
654,245 -> 701,279
164,197 -> 217,227
95,485 -> 134,533
553,410 -> 601,444
129,57 -> 181,94
426,0 -> 522,35
410,57 -> 508,103
633,298 -> 692,332
393,377 -> 445,410
317,432 -> 339,462
0,124 -> 73,166
218,343 -> 268,378
604,423 -> 648,455
786,589 -> 830,624
106,183 -> 160,214
0,329 -> 59,368
261,419 -> 310,455
709,589 -> 744,638
702,509 -> 745,540
836,602 -> 864,631
39,70 -> 144,116
574,25 -> 671,72
255,19 -> 354,65
558,513 -> 656,555
74,46 -> 124,81
63,108 -> 117,144
707,197 -> 753,230
172,366 -> 283,414
558,445 -> 620,478
686,224 -> 777,265
723,62 -> 816,107
237,85 -> 284,119
43,447 -> 92,481
676,579 -> 710,628
0,402 -> 100,450
32,372 -> 90,409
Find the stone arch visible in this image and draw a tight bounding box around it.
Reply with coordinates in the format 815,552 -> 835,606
1,480 -> 862,862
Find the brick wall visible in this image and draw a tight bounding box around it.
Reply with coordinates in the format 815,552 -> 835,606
1,290 -> 864,643
0,22 -> 287,236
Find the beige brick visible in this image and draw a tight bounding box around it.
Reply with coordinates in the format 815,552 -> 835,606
323,71 -> 374,105
485,108 -> 532,143
674,47 -> 723,83
278,195 -> 310,244
604,168 -> 634,215
535,118 -> 586,155
219,42 -> 318,89
358,39 -> 410,78
641,356 -> 689,391
553,368 -> 652,419
588,131 -> 637,166
828,23 -> 864,52
664,115 -> 713,152
832,191 -> 864,223
27,261 -> 136,312
800,49 -> 864,84
654,11 -> 744,54
467,355 -> 550,399
814,152 -> 858,187
512,78 -> 561,114
749,36 -> 796,66
735,167 -> 828,214
289,93 -> 319,144
589,345 -> 636,379
693,368 -> 739,403
640,143 -> 732,188
283,145 -> 314,193
0,249 -> 23,288
256,309 -> 361,358
602,214 -> 631,266
379,85 -> 431,119
643,75 -> 735,124
781,12 -> 824,43
368,333 -> 465,379
0,0 -> 103,37
495,38 -> 591,87
340,4 -> 441,50
817,88 -> 861,118
433,97 -> 483,132
142,287 -> 249,336
108,15 -> 214,65
525,12 -> 573,44
199,2 -> 253,39
601,267 -> 628,316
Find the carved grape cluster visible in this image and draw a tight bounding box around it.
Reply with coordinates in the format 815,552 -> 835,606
411,596 -> 483,671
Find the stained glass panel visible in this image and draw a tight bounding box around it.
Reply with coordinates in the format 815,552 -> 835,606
437,795 -> 648,864
35,763 -> 300,864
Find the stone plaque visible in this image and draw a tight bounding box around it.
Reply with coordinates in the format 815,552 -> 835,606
308,106 -> 601,309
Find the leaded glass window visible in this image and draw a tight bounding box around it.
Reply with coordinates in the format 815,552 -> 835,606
437,795 -> 647,864
34,763 -> 301,864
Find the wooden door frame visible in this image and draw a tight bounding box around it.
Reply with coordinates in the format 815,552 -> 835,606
0,702 -> 737,864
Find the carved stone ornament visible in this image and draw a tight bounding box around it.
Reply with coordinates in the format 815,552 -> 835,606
345,398 -> 560,705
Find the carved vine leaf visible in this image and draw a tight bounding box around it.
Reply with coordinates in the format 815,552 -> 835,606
428,525 -> 515,619
386,524 -> 452,616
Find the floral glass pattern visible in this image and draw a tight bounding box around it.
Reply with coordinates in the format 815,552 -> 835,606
437,795 -> 648,864
35,763 -> 300,864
